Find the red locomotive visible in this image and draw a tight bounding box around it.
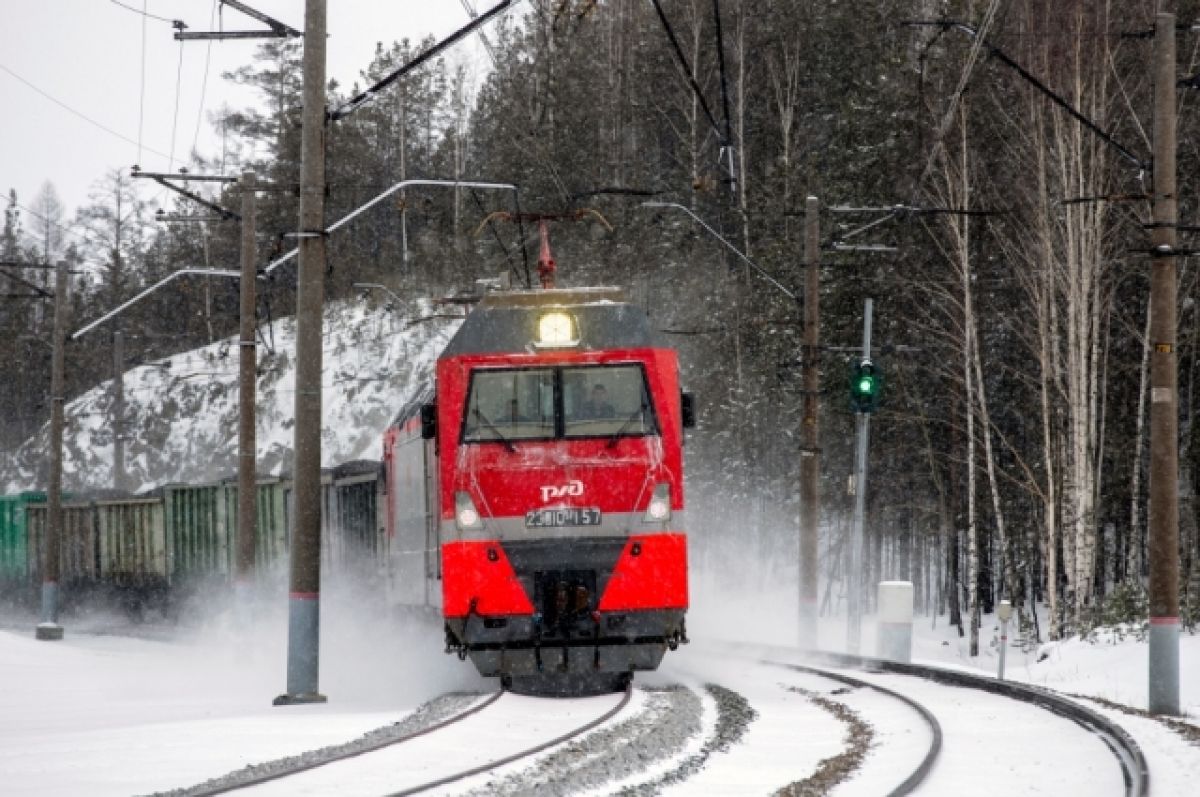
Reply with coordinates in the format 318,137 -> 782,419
383,286 -> 693,694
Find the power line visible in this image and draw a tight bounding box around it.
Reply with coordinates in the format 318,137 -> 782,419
137,0 -> 149,165
107,0 -> 179,25
13,200 -> 104,251
646,0 -> 724,144
0,63 -> 173,161
191,1 -> 218,158
169,41 -> 185,169
912,0 -> 1002,196
330,0 -> 516,121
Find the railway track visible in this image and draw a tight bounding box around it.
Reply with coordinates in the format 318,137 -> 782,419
171,684 -> 632,797
766,661 -> 942,795
747,649 -> 1149,797
163,646 -> 1151,796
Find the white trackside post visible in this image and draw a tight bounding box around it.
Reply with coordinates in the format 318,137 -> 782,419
997,600 -> 1012,680
876,581 -> 913,663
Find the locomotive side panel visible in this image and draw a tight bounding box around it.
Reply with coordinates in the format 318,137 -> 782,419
384,417 -> 441,609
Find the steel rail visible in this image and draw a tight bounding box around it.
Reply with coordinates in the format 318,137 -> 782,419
798,651 -> 1150,797
187,690 -> 504,796
767,661 -> 942,797
385,680 -> 634,796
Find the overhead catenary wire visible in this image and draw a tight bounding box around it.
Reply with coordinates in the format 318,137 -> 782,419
459,0 -> 502,68
169,41 -> 185,170
911,0 -> 1002,196
191,1 -> 218,158
330,0 -> 518,121
14,200 -> 110,252
908,18 -> 1148,173
137,0 -> 149,165
0,64 -> 173,160
710,0 -> 736,180
469,187 -> 521,284
107,0 -> 179,26
646,0 -> 724,144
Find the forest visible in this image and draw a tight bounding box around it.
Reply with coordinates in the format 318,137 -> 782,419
3,0 -> 1200,655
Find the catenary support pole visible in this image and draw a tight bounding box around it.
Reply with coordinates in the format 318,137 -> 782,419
847,298 -> 873,654
1148,11 -> 1180,717
237,171 -> 258,595
36,261 -> 68,641
799,196 -> 820,649
112,329 -> 126,492
276,0 -> 328,706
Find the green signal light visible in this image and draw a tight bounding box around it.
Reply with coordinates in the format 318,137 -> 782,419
849,360 -> 882,413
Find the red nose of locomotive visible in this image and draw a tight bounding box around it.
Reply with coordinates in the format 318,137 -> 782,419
431,289 -> 690,690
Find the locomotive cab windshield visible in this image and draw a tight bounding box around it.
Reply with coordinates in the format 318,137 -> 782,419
461,363 -> 658,443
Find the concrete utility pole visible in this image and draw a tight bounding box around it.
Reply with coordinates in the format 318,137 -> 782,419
799,196 -> 820,649
36,261 -> 68,641
846,298 -> 873,655
277,0 -> 328,706
237,171 -> 258,591
1148,11 -> 1180,717
112,330 -> 126,492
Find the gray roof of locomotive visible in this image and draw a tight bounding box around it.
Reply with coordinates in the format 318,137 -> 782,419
440,287 -> 664,357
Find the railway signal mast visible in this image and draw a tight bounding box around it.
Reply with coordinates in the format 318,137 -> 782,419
846,299 -> 878,654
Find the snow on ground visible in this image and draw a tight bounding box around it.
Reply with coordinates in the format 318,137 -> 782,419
683,577 -> 1200,794
0,573 -> 487,797
1,579 -> 1197,796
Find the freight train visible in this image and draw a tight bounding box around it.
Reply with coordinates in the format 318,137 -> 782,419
0,287 -> 693,694
0,462 -> 384,617
384,287 -> 694,694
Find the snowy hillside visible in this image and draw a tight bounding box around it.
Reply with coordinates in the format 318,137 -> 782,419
0,299 -> 459,494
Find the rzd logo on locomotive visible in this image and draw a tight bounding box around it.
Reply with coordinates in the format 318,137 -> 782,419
540,480 -> 584,502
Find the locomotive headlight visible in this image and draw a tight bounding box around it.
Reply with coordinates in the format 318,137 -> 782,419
643,483 -> 671,523
536,311 -> 579,348
455,491 -> 484,530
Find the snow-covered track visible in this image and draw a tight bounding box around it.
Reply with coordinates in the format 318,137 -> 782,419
174,691 -> 505,797
799,650 -> 1150,797
173,683 -> 633,797
767,660 -> 942,795
383,681 -> 633,796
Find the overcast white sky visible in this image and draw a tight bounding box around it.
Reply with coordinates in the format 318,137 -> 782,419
0,1 -> 504,226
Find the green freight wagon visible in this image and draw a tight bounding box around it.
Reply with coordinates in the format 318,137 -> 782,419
26,498 -> 99,588
333,461 -> 384,564
284,464 -> 385,576
220,476 -> 289,572
0,492 -> 44,593
160,483 -> 229,585
95,497 -> 168,588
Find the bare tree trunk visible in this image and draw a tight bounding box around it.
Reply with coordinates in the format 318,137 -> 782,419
970,318 -> 1018,603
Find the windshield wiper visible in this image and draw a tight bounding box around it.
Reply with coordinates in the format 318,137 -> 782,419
473,408 -> 516,452
607,405 -> 647,449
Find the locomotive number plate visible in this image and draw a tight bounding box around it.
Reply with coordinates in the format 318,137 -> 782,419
525,507 -> 602,528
